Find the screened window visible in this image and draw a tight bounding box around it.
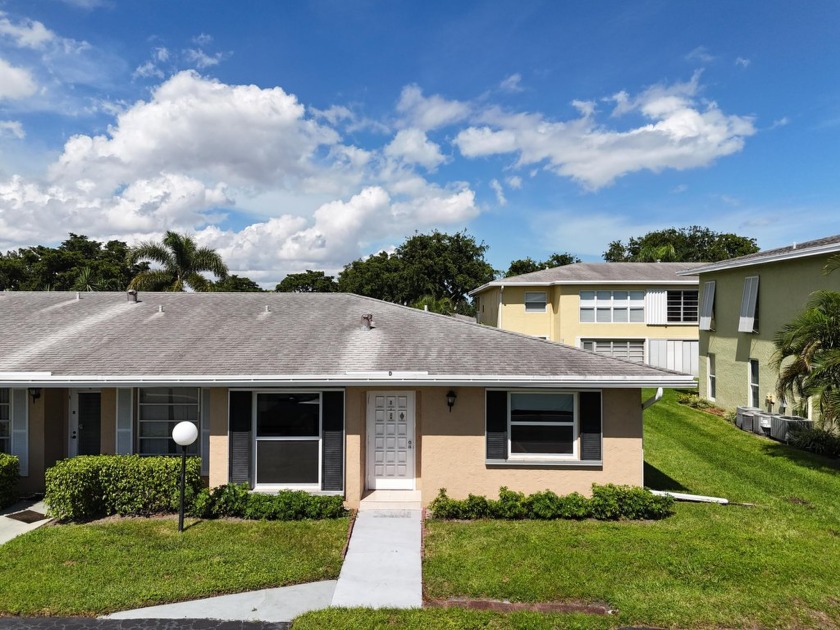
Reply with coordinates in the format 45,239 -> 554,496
749,360 -> 760,408
667,290 -> 699,323
524,291 -> 547,312
580,290 -> 644,323
0,389 -> 9,454
509,392 -> 576,457
582,339 -> 645,363
708,354 -> 716,400
138,388 -> 200,455
255,393 -> 321,486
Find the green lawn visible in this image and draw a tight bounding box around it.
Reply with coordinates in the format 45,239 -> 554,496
0,517 -> 348,616
300,389 -> 840,629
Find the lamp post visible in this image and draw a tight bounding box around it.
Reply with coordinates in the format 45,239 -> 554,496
172,421 -> 198,533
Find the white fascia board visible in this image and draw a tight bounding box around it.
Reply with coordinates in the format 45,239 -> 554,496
473,280 -> 697,292
0,373 -> 696,389
679,242 -> 840,276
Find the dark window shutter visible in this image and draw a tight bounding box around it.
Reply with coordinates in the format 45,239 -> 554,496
321,391 -> 345,491
229,391 -> 253,486
486,390 -> 508,460
579,391 -> 602,461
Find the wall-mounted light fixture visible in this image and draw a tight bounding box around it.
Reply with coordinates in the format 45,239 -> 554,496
28,388 -> 41,403
446,390 -> 457,412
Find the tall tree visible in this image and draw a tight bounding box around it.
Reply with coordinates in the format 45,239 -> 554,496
127,231 -> 228,291
338,230 -> 495,314
276,270 -> 338,293
505,252 -> 580,277
773,290 -> 840,427
212,274 -> 264,292
603,226 -> 758,263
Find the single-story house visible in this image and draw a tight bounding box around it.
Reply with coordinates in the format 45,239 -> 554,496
470,263 -> 702,376
0,291 -> 694,507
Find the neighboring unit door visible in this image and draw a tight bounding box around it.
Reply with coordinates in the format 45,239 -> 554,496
69,391 -> 102,457
366,392 -> 415,490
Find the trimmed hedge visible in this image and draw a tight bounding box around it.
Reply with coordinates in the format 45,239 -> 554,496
45,455 -> 202,521
0,453 -> 19,509
190,483 -> 347,520
429,484 -> 675,521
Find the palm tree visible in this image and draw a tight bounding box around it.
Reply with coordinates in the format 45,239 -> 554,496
772,290 -> 840,427
127,231 -> 228,292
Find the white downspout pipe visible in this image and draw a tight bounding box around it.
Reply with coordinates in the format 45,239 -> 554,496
640,387 -> 664,486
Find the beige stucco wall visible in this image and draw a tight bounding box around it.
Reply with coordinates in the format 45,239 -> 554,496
208,388 -> 229,488
342,385 -> 643,508
699,254 -> 840,414
476,287 -> 501,328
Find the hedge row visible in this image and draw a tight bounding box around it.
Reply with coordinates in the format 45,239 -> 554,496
0,453 -> 19,509
429,484 -> 675,521
191,483 -> 347,520
45,455 -> 203,521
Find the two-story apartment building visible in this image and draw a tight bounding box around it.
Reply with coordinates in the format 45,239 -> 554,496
679,234 -> 840,415
470,263 -> 701,375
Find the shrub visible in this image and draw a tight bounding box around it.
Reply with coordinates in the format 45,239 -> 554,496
209,482 -> 251,518
429,485 -> 674,521
678,393 -> 714,410
787,424 -> 840,458
45,455 -> 202,521
0,453 -> 19,509
190,483 -> 348,521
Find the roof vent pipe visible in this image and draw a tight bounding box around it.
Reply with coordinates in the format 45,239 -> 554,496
361,313 -> 375,329
158,304 -> 164,313
127,290 -> 138,303
265,305 -> 271,313
76,292 -> 80,300
792,242 -> 797,250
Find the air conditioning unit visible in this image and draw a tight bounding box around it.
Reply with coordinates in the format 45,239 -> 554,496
754,412 -> 773,436
736,406 -> 760,432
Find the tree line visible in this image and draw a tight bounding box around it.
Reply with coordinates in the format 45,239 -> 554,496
0,226 -> 758,316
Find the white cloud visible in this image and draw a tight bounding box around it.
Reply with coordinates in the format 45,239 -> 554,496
500,73 -> 524,93
396,84 -> 470,130
384,128 -> 445,170
0,120 -> 25,139
184,48 -> 224,69
0,13 -> 55,49
192,34 -> 213,47
490,179 -> 506,205
133,60 -> 163,80
455,73 -> 755,190
770,117 -> 789,129
735,57 -> 751,68
685,46 -> 715,63
506,175 -> 522,189
0,58 -> 37,100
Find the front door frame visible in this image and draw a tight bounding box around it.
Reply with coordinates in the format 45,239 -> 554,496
68,388 -> 101,457
366,391 -> 416,490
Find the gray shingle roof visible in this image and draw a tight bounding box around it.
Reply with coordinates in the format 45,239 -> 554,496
471,263 -> 700,295
681,233 -> 840,275
0,291 -> 693,388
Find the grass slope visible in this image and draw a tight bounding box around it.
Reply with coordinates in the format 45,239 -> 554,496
0,518 -> 348,616
301,389 -> 840,629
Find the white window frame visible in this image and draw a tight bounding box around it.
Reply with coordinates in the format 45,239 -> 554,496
667,290 -> 699,324
137,387 -> 201,456
708,353 -> 716,401
508,391 -> 578,461
580,290 -> 645,323
699,281 -> 715,331
253,391 -> 323,491
739,276 -> 760,333
581,338 -> 646,364
749,359 -> 760,408
524,291 -> 547,313
0,388 -> 9,455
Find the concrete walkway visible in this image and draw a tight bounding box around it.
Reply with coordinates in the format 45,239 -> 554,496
330,509 -> 423,608
0,498 -> 52,545
105,581 -> 337,623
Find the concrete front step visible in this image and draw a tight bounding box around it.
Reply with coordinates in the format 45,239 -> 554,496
358,490 -> 422,511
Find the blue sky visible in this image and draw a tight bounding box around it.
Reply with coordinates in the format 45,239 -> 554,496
1,0 -> 839,285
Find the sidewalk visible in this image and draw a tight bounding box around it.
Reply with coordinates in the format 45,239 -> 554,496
331,508 -> 423,608
0,498 -> 52,545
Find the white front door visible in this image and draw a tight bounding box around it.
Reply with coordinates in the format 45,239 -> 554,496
366,392 -> 415,490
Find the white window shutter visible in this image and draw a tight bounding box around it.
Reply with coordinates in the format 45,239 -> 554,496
11,389 -> 28,476
648,339 -> 666,369
699,281 -> 715,331
645,289 -> 667,325
738,276 -> 759,333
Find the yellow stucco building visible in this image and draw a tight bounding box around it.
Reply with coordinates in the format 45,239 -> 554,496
471,263 -> 701,375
